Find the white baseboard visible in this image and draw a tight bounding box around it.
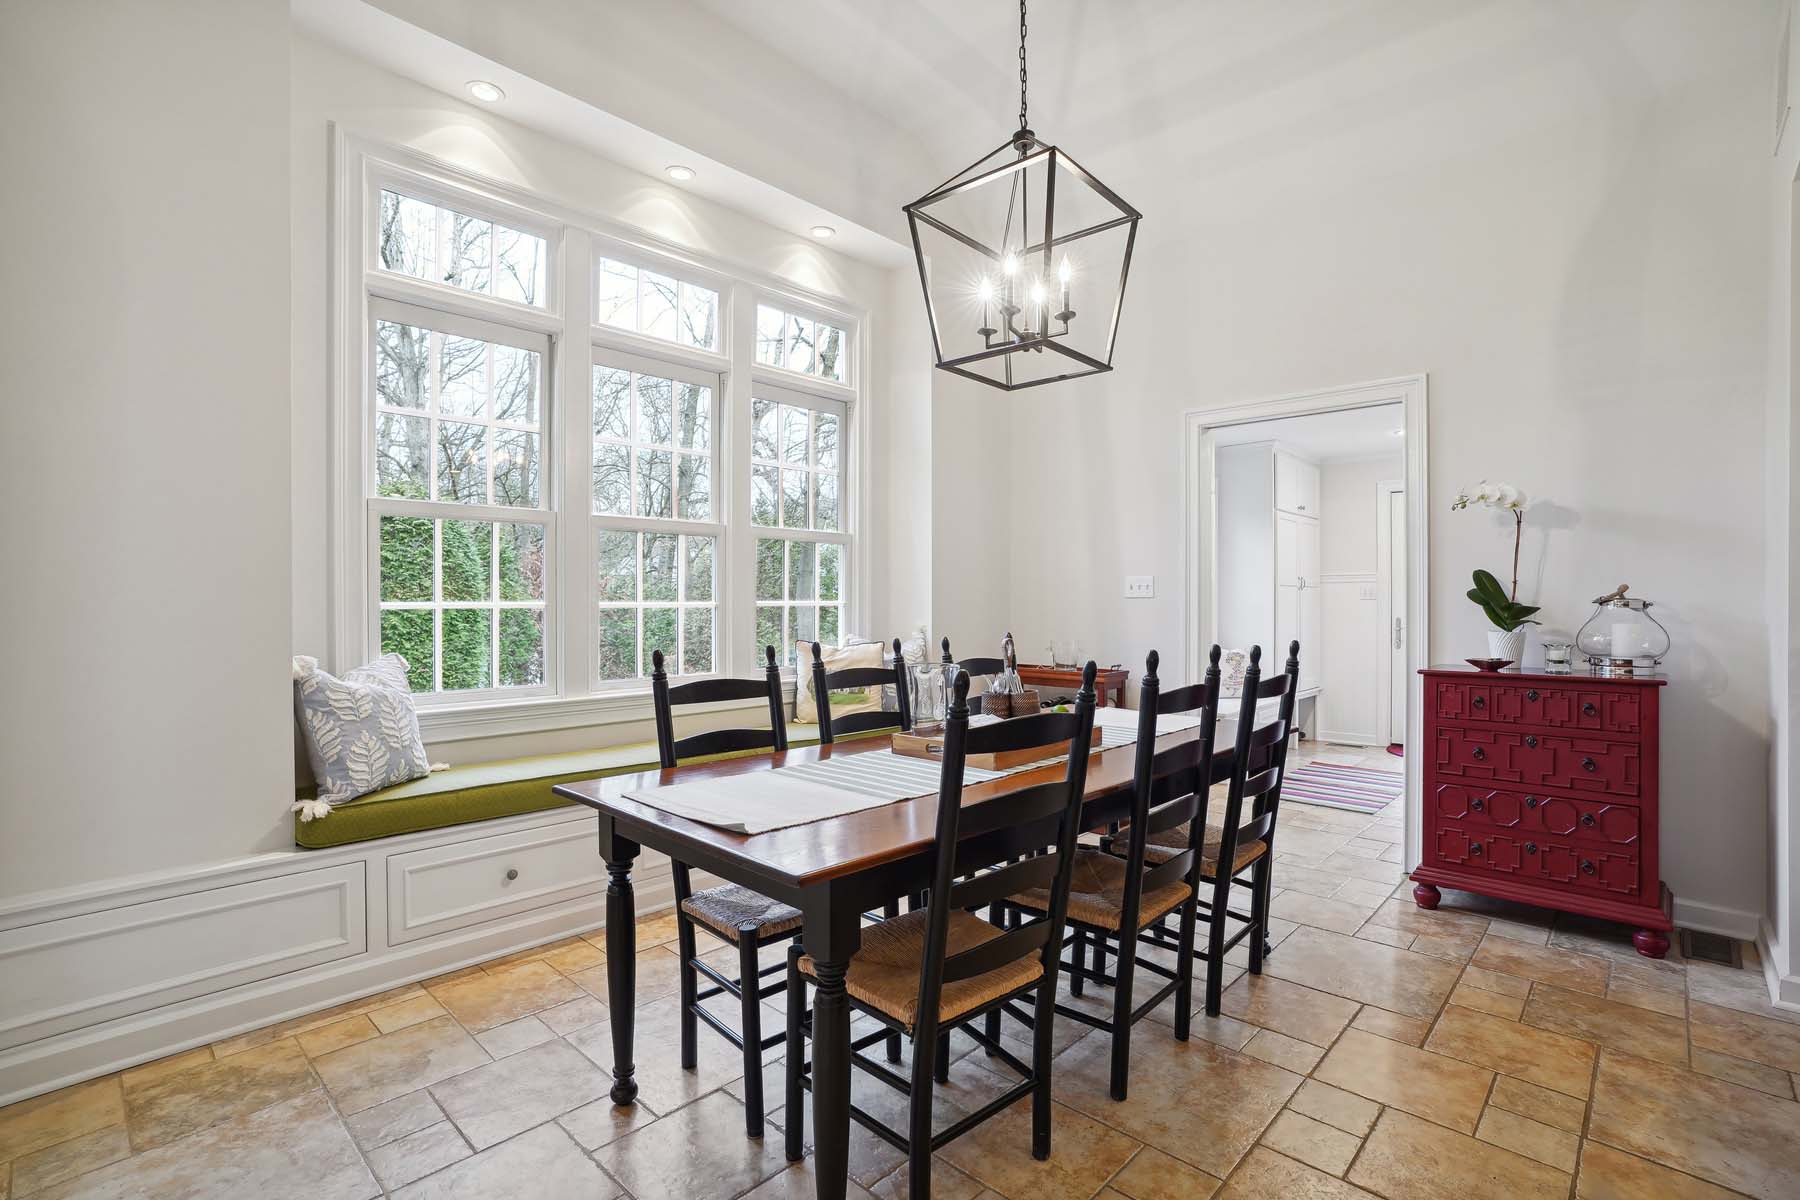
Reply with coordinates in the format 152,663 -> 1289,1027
1314,730 -> 1385,748
0,808 -> 676,1107
1673,896 -> 1763,941
1758,917 -> 1800,1011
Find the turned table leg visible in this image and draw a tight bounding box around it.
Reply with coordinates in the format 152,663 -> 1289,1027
1412,883 -> 1441,910
602,847 -> 640,1104
1632,928 -> 1671,960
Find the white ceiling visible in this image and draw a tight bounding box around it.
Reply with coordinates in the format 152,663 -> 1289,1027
1211,403 -> 1404,462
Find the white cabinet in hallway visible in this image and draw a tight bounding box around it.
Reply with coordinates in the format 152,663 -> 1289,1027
1218,440 -> 1322,693
1276,510 -> 1322,692
1274,447 -> 1320,516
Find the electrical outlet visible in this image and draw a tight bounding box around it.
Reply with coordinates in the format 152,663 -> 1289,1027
1124,575 -> 1155,599
1359,582 -> 1377,601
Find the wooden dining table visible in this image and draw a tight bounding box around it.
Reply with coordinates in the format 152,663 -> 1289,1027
553,723 -> 1223,1200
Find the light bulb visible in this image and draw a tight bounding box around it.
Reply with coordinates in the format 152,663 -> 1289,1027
1058,257 -> 1072,285
1030,281 -> 1047,306
466,80 -> 504,103
1003,254 -> 1019,277
976,278 -> 995,304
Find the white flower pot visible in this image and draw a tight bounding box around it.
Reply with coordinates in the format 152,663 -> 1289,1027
1487,628 -> 1525,663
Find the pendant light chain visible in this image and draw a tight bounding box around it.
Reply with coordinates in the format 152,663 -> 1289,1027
1018,0 -> 1029,131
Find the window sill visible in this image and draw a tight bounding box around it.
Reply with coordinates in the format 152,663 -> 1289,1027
415,680 -> 799,744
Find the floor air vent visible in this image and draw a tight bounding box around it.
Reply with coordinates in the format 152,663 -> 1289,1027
1679,929 -> 1742,968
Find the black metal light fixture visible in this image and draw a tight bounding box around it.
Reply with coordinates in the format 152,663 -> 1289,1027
903,0 -> 1141,392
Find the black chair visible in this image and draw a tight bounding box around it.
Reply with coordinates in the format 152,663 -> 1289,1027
784,665 -> 1100,1200
810,637 -> 912,742
1004,649 -> 1224,1099
1123,642 -> 1301,1014
652,645 -> 797,1139
940,634 -> 1007,714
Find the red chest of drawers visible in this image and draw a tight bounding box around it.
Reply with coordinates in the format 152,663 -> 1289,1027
1411,666 -> 1673,958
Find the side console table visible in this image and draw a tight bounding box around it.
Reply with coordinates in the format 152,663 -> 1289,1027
1412,665 -> 1673,958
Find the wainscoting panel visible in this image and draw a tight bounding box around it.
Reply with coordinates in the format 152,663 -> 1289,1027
387,821 -> 608,945
0,863 -> 365,1052
1318,572 -> 1383,745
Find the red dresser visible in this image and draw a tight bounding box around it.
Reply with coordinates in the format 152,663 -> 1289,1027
1412,666 -> 1673,958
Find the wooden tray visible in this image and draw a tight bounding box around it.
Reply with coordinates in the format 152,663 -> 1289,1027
891,722 -> 1101,771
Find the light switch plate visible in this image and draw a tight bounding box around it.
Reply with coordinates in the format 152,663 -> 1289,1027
1124,575 -> 1155,599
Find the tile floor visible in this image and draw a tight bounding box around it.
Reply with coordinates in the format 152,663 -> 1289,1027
4,746 -> 1798,1199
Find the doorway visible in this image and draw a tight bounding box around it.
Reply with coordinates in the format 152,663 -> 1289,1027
1183,376 -> 1428,861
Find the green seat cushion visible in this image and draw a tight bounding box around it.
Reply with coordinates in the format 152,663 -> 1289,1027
293,725 -> 835,849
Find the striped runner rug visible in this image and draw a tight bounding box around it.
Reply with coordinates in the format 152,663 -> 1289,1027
1283,761 -> 1404,814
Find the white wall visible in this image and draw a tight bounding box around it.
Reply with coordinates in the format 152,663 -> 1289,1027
1317,455 -> 1405,745
1008,16 -> 1775,928
0,0 -> 295,897
289,35 -> 928,762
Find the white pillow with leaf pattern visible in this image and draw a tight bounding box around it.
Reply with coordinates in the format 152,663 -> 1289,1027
292,654 -> 428,816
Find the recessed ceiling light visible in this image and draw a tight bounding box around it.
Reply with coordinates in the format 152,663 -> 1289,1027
465,80 -> 504,103
665,164 -> 696,183
810,225 -> 836,240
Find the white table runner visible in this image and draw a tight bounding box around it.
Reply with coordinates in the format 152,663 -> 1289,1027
624,705 -> 1208,835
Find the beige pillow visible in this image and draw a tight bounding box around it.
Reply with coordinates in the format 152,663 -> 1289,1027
795,640 -> 886,724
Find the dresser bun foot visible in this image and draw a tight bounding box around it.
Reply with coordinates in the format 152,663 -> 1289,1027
1412,883 -> 1441,910
1632,928 -> 1670,960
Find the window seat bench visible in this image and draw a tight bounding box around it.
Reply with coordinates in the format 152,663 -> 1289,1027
293,727 -> 837,849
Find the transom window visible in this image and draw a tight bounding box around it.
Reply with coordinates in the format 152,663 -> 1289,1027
379,190 -> 548,308
597,257 -> 720,351
755,303 -> 847,382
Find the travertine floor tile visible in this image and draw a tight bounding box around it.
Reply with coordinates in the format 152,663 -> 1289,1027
1689,1047 -> 1795,1099
1589,1049 -> 1800,1199
0,1079 -> 123,1164
1347,1109 -> 1568,1200
1260,1109 -> 1360,1175
537,995 -> 608,1036
1690,1000 -> 1800,1074
428,1037 -> 608,1149
1470,933 -> 1609,996
34,1091 -> 374,1200
1684,961 -> 1798,1025
8,1126 -> 130,1196
392,1122 -> 615,1199
473,1015 -> 555,1059
1425,1004 -> 1597,1098
367,994 -> 447,1035
1214,1146 -> 1378,1199
1273,892 -> 1379,936
1313,1029 -> 1492,1133
295,1015 -> 380,1058
342,1090 -> 442,1152
742,1161 -> 878,1200
938,1096 -> 1139,1200
1287,1079 -> 1379,1137
1242,1029 -> 1324,1074
1407,928 -> 1483,962
1447,983 -> 1523,1020
1053,1029 -> 1300,1178
311,1016 -> 489,1115
118,1047 -> 212,1091
365,1122 -> 470,1191
1574,1141 -> 1745,1200
1262,927 -> 1460,1019
1487,1076 -> 1586,1133
1348,1006 -> 1430,1046
595,1091 -> 788,1200
535,937 -> 607,975
1219,975 -> 1358,1047
121,1038 -> 318,1152
1521,985 -> 1688,1066
568,946 -> 685,1005
870,1158 -> 987,1200
1106,1145 -> 1222,1200
1605,977 -> 1686,1018
1474,1107 -> 1578,1172
425,959 -> 583,1033
1459,964 -> 1531,998
556,1094 -> 659,1151
566,995 -> 777,1118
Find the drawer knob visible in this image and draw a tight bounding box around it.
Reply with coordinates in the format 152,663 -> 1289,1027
1583,702 -> 1598,717
1525,735 -> 1539,749
1525,795 -> 1539,809
1581,813 -> 1596,827
1470,797 -> 1484,812
1581,859 -> 1596,875
1526,689 -> 1539,702
1472,696 -> 1486,710
1470,844 -> 1484,857
504,868 -> 520,882
1582,757 -> 1597,772
1471,746 -> 1487,761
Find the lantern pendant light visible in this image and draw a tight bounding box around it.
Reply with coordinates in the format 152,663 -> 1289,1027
903,0 -> 1142,391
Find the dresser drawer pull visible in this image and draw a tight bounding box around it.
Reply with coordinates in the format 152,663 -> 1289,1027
1581,757 -> 1597,772
1581,859 -> 1595,875
1470,798 -> 1485,812
1581,813 -> 1596,827
504,868 -> 520,882
1583,702 -> 1598,717
1525,842 -> 1538,855
1471,746 -> 1487,761
1471,696 -> 1486,710
1525,735 -> 1539,749
1525,795 -> 1539,809
1526,689 -> 1539,702
1469,844 -> 1483,857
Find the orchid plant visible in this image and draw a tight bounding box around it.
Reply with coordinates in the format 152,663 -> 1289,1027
1452,481 -> 1540,633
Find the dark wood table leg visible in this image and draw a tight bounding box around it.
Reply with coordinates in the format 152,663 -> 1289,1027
599,823 -> 641,1105
803,898 -> 863,1200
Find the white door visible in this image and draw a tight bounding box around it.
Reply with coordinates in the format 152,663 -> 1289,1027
1275,512 -> 1321,688
1387,487 -> 1407,740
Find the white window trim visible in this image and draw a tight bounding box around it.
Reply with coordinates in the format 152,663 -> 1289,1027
328,131 -> 870,739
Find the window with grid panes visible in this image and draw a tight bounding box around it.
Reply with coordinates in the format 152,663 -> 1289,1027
751,389 -> 847,668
